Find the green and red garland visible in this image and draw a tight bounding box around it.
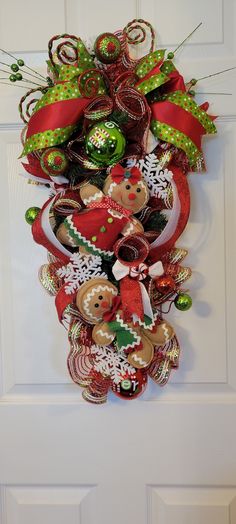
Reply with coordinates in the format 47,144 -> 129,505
13,19 -> 218,403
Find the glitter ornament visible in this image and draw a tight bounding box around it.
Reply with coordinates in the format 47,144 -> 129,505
112,370 -> 147,399
174,292 -> 192,311
25,206 -> 41,225
40,148 -> 69,176
94,33 -> 121,63
85,121 -> 126,167
155,275 -> 176,294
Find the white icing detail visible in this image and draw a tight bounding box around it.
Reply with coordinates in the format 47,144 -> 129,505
162,322 -> 170,341
83,191 -> 103,205
84,285 -> 117,322
95,329 -> 115,342
136,311 -> 159,330
108,209 -> 123,219
107,181 -> 117,197
123,221 -> 135,236
115,314 -> 141,351
130,354 -> 147,367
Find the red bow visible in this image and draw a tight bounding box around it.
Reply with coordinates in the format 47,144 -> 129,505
103,296 -> 122,322
110,164 -> 142,185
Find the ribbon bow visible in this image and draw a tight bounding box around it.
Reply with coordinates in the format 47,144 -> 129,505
112,259 -> 164,321
103,296 -> 122,322
110,164 -> 142,185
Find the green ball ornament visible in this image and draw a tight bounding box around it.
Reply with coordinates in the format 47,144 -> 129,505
9,74 -> 17,82
11,63 -> 19,72
167,51 -> 174,59
85,121 -> 126,167
94,33 -> 121,63
40,148 -> 69,176
15,73 -> 23,81
25,206 -> 41,225
17,59 -> 25,67
174,293 -> 192,311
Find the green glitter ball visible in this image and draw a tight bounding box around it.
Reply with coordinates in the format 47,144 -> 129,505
25,206 -> 41,225
85,121 -> 126,167
174,293 -> 192,311
17,59 -> 24,67
40,148 -> 69,176
94,32 -> 121,63
167,51 -> 174,59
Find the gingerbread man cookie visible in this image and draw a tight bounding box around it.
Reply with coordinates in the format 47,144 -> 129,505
56,164 -> 149,259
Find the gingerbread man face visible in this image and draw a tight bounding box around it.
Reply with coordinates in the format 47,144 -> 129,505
103,166 -> 149,214
76,278 -> 118,323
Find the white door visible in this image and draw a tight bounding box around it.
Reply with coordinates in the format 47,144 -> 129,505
0,1 -> 236,523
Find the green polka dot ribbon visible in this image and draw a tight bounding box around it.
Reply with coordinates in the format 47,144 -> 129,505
135,50 -> 169,95
21,39 -> 106,157
151,91 -> 217,170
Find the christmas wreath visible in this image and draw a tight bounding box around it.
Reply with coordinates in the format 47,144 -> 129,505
7,19 -> 220,402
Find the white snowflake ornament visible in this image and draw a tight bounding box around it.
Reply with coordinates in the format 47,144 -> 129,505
91,345 -> 135,385
57,253 -> 108,295
127,153 -> 173,201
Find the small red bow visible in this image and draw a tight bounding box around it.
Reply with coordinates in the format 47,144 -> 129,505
110,164 -> 142,185
103,296 -> 122,322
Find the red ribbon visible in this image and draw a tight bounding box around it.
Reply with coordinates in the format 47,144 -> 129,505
120,276 -> 144,321
22,154 -> 50,180
55,284 -> 77,321
26,97 -> 90,139
32,197 -> 70,264
151,100 -> 205,150
164,69 -> 186,94
110,164 -> 142,185
103,296 -> 122,322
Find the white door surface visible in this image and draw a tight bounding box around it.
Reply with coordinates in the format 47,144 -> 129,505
0,1 -> 236,523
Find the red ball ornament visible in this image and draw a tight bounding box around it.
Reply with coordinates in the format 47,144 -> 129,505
155,275 -> 176,294
112,370 -> 147,400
